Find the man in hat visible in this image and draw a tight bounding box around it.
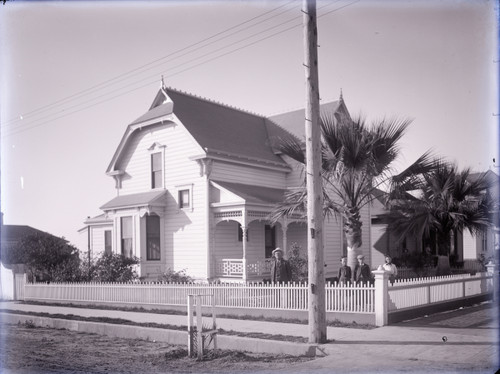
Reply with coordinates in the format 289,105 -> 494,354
270,247 -> 292,283
353,254 -> 372,285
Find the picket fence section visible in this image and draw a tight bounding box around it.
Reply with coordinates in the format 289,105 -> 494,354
387,272 -> 493,312
24,281 -> 375,314
23,272 -> 494,321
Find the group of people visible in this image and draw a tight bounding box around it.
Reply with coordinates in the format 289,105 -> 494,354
270,246 -> 398,285
338,254 -> 398,285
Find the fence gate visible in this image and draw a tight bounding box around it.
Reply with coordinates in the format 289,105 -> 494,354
187,294 -> 217,360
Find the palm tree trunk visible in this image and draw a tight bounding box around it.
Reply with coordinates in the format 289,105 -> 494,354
344,210 -> 363,275
437,232 -> 451,256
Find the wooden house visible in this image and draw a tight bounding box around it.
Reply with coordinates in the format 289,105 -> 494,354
81,85 -> 372,281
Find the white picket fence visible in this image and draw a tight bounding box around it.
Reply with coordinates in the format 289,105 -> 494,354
22,271 -> 495,325
24,281 -> 376,313
387,272 -> 493,312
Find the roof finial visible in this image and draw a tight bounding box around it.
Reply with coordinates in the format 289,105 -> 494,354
339,88 -> 343,101
160,75 -> 166,90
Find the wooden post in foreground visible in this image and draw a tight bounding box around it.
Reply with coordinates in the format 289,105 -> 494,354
303,0 -> 326,344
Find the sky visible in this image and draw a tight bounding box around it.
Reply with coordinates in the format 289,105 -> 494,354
0,0 -> 498,250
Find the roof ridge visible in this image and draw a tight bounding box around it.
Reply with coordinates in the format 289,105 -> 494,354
166,86 -> 266,119
267,98 -> 341,117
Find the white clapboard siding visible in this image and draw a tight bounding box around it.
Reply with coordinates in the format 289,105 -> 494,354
113,122 -> 209,278
282,155 -> 305,188
213,221 -> 243,261
211,161 -> 287,189
462,230 -> 478,260
324,215 -> 342,278
89,225 -> 112,256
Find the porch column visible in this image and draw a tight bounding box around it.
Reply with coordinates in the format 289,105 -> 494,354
241,225 -> 248,281
281,221 -> 288,255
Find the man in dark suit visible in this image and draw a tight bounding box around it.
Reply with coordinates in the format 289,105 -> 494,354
270,247 -> 292,283
353,254 -> 372,285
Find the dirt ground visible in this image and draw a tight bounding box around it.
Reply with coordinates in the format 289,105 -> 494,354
0,322 -> 314,374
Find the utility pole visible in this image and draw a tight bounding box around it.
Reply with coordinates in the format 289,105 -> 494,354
303,0 -> 326,344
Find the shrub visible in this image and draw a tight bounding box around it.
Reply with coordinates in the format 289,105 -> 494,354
92,253 -> 140,282
157,268 -> 193,283
287,242 -> 308,283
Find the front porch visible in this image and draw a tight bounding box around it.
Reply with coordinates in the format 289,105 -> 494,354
209,180 -> 307,282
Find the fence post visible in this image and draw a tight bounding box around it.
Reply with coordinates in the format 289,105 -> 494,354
373,269 -> 389,327
486,261 -> 498,301
187,295 -> 195,357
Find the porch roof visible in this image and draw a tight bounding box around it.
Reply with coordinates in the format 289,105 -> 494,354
100,190 -> 167,210
213,180 -> 285,205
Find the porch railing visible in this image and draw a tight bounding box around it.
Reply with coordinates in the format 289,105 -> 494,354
215,259 -> 271,278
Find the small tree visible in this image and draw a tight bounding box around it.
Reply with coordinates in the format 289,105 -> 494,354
287,242 -> 308,283
6,232 -> 80,282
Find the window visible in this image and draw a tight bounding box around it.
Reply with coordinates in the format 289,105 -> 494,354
264,225 -> 275,257
179,189 -> 190,209
151,152 -> 163,189
121,217 -> 133,258
146,214 -> 161,260
238,223 -> 249,242
104,230 -> 112,255
481,232 -> 488,252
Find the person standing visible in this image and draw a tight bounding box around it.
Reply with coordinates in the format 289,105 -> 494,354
270,247 -> 292,283
382,255 -> 398,285
353,254 -> 372,285
337,256 -> 352,285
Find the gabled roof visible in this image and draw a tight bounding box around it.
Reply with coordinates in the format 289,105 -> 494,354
164,88 -> 290,167
268,99 -> 350,139
1,225 -> 48,243
108,87 -> 295,174
213,180 -> 285,205
100,190 -> 167,211
1,224 -> 61,264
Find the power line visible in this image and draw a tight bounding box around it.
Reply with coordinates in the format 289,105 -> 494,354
3,0 -> 359,138
1,0 -> 297,129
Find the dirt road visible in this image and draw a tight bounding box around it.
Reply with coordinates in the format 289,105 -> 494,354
0,322 -> 313,374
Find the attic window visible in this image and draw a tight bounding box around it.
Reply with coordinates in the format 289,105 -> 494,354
151,152 -> 163,189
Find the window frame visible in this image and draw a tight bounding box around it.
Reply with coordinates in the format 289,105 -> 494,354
120,216 -> 133,258
104,230 -> 112,255
146,214 -> 161,261
176,184 -> 194,211
151,152 -> 163,189
148,143 -> 166,190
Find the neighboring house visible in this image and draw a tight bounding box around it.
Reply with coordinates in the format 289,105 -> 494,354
370,170 -> 499,267
0,214 -> 45,298
81,84 -> 372,281
462,170 -> 499,262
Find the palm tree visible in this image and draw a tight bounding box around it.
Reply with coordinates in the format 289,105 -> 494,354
387,161 -> 495,256
270,108 -> 434,271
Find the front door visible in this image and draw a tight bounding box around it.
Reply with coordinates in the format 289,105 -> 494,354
265,225 -> 276,258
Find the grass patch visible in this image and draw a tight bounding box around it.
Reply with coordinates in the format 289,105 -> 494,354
20,300 -> 375,330
1,308 -> 309,343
